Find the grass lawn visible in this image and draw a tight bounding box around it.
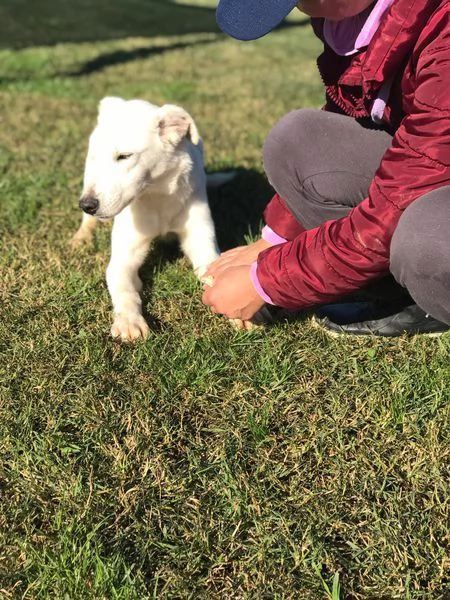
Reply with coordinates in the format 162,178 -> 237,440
0,1 -> 449,598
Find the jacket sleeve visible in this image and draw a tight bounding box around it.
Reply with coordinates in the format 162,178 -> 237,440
256,25 -> 450,309
262,193 -> 305,240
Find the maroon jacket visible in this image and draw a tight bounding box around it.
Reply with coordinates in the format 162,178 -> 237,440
257,0 -> 450,309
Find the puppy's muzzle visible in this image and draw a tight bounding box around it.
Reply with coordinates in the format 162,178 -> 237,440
79,195 -> 99,215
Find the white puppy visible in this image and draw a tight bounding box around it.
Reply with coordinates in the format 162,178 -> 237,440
72,96 -> 225,342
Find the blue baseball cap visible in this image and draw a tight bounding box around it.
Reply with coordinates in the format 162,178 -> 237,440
216,0 -> 299,41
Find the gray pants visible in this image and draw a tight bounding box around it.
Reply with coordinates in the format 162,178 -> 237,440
263,109 -> 450,325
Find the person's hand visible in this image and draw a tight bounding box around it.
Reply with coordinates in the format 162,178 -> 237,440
204,238 -> 271,280
202,264 -> 265,321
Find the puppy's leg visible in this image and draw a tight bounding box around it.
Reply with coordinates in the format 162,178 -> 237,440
70,212 -> 98,247
179,199 -> 267,330
178,199 -> 219,278
107,216 -> 152,342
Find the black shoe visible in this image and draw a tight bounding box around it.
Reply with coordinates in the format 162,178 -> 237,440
314,302 -> 449,337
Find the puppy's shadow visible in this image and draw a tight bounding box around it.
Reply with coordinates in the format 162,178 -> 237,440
138,235 -> 182,333
138,168 -> 274,331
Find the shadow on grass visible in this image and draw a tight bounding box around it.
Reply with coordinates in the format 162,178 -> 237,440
0,0 -> 310,49
0,0 -> 219,49
208,167 -> 274,251
65,38 -> 220,77
0,37 -> 220,85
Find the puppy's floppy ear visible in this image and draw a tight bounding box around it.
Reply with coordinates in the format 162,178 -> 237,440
97,96 -> 125,123
157,104 -> 200,146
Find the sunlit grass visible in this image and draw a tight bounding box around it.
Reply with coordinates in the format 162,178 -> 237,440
0,1 -> 449,598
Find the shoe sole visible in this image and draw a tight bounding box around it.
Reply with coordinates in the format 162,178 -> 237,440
310,315 -> 446,338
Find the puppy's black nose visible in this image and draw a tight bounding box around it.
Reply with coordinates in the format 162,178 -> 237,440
79,195 -> 99,215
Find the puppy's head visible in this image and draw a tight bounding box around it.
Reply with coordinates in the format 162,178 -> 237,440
79,97 -> 201,219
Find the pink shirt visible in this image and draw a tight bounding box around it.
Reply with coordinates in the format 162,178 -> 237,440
323,0 -> 395,57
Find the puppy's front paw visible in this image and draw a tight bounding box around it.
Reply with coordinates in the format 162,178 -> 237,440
230,318 -> 254,331
70,218 -> 98,248
69,228 -> 92,248
110,313 -> 150,342
229,307 -> 273,331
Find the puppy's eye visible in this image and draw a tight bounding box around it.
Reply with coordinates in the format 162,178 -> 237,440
116,153 -> 133,161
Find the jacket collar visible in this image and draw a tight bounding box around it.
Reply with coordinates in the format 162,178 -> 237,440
313,0 -> 442,92
360,0 -> 442,92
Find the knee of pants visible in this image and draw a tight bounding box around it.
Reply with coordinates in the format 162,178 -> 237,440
263,108 -> 316,192
391,194 -> 448,284
390,192 -> 450,322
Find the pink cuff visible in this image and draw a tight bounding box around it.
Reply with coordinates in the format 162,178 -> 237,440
261,225 -> 287,246
250,261 -> 275,305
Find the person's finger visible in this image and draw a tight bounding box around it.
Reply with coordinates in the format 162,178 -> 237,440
206,254 -> 235,274
210,264 -> 232,280
204,262 -> 231,281
204,255 -> 228,274
202,287 -> 219,309
203,262 -> 222,279
217,246 -> 243,259
206,246 -> 249,271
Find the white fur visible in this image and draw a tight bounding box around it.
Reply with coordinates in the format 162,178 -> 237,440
72,97 -> 221,341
